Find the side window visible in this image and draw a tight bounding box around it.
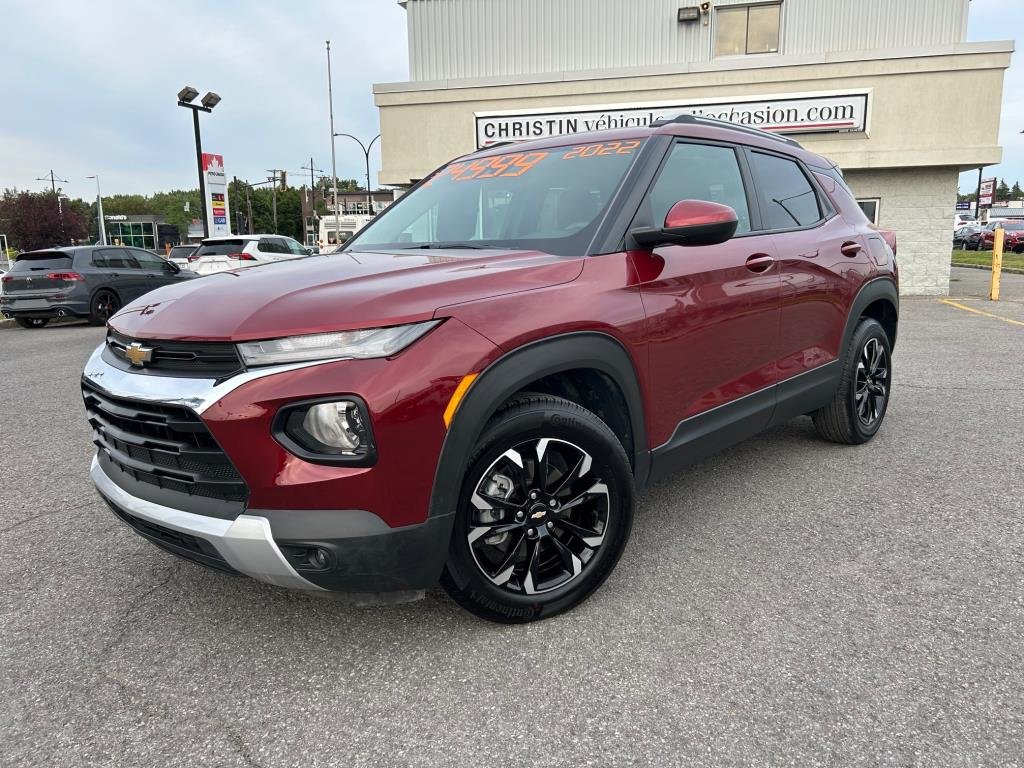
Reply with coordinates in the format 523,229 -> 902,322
129,248 -> 166,269
285,238 -> 307,255
102,248 -> 135,269
257,238 -> 277,253
645,142 -> 751,234
749,152 -> 822,229
91,251 -> 109,268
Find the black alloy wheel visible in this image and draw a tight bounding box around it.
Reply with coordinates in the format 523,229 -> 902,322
89,290 -> 120,326
854,337 -> 889,428
812,317 -> 892,445
442,394 -> 634,623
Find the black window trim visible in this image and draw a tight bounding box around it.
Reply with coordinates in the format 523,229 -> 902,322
742,147 -> 837,235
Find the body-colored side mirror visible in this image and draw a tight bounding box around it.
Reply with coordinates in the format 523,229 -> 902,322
632,200 -> 739,247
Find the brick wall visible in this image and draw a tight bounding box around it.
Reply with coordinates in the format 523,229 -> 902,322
845,167 -> 959,296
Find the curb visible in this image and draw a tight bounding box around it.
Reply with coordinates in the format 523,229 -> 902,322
951,262 -> 1024,275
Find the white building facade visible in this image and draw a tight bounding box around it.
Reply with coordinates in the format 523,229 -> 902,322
375,0 -> 1012,295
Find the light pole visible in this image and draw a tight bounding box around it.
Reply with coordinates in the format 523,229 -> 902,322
86,175 -> 106,245
176,86 -> 221,239
326,41 -> 340,235
333,133 -> 381,212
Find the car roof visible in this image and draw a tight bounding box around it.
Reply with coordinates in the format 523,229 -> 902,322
466,115 -> 832,169
201,234 -> 286,242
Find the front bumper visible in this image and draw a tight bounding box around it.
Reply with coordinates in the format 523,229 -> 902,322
92,455 -> 323,590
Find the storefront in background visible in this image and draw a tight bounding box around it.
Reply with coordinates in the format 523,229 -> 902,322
104,214 -> 179,251
374,0 -> 1010,295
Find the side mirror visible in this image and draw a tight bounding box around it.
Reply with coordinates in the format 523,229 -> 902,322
164,260 -> 181,273
632,200 -> 739,248
306,247 -> 316,255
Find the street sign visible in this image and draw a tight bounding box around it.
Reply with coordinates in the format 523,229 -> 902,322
202,153 -> 231,236
955,202 -> 971,210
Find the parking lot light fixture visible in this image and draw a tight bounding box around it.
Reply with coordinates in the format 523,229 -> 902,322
176,86 -> 221,239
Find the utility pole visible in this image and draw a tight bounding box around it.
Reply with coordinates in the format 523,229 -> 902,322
245,183 -> 254,234
974,166 -> 985,221
301,157 -> 324,245
232,176 -> 243,234
326,41 -> 340,237
266,169 -> 282,233
36,170 -> 69,244
86,175 -> 106,244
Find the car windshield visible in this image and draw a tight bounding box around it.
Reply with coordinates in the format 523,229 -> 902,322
169,246 -> 194,257
1001,222 -> 1024,231
195,240 -> 248,256
347,138 -> 646,256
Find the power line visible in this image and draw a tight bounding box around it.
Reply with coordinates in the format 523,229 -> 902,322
35,170 -> 69,244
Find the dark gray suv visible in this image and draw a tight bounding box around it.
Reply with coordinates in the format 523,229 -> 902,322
0,245 -> 196,329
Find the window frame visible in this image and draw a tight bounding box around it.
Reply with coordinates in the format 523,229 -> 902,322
743,147 -> 835,234
713,1 -> 783,58
856,198 -> 881,226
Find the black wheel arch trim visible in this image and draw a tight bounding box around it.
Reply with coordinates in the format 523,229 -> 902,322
843,277 -> 899,352
428,331 -> 649,523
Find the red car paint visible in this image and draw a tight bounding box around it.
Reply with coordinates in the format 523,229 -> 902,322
105,120 -> 897,535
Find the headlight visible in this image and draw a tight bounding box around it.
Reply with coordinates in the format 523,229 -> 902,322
273,396 -> 377,465
237,320 -> 440,367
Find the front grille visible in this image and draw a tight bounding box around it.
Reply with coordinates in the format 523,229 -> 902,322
83,380 -> 248,503
102,496 -> 240,574
106,331 -> 243,378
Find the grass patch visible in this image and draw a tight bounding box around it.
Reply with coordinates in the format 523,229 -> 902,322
951,249 -> 1024,270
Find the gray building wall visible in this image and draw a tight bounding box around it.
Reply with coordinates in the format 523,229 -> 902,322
403,0 -> 969,82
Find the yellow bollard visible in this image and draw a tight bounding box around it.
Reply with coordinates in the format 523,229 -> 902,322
989,226 -> 1004,301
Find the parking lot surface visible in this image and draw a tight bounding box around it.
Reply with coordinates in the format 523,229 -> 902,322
2,286 -> 1023,767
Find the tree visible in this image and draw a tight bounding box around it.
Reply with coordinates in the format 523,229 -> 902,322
1012,181 -> 1023,201
0,189 -> 88,251
996,178 -> 1011,201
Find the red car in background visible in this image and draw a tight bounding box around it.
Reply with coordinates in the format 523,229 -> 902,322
967,221 -> 1024,251
83,116 -> 898,622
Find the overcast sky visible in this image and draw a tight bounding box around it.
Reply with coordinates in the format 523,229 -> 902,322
0,0 -> 1019,201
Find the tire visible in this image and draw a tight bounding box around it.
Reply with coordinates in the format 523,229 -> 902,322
812,317 -> 892,445
440,393 -> 635,623
15,317 -> 49,329
88,289 -> 120,326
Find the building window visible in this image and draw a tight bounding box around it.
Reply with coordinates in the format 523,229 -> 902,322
857,199 -> 880,225
714,3 -> 781,57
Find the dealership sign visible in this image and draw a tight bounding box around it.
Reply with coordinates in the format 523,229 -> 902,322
476,90 -> 870,148
979,178 -> 996,207
202,153 -> 231,236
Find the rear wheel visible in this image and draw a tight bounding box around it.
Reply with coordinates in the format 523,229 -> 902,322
88,290 -> 120,326
812,318 -> 892,445
441,394 -> 634,623
15,317 -> 49,329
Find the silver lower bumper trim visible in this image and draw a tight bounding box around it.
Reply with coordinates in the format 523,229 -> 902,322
91,456 -> 324,591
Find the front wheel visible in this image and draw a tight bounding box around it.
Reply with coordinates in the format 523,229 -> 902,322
441,394 -> 634,623
812,318 -> 892,445
15,317 -> 49,329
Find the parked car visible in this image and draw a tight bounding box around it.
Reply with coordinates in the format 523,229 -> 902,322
0,266 -> 6,295
82,117 -> 898,622
167,244 -> 197,268
953,224 -> 983,249
1,245 -> 196,329
186,234 -> 312,275
953,213 -> 976,231
978,220 -> 1024,251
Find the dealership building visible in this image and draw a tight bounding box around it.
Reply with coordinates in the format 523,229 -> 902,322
374,0 -> 1011,294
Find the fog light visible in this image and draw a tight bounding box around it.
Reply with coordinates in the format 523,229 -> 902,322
302,401 -> 364,452
274,396 -> 377,466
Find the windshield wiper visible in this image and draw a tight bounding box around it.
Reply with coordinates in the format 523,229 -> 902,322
399,242 -> 500,250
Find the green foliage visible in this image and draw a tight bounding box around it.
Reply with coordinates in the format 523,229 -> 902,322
101,189 -> 202,242
0,188 -> 88,251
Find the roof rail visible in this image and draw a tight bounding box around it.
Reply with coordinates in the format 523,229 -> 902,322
649,113 -> 803,148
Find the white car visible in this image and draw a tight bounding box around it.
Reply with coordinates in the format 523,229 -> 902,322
953,213 -> 976,231
187,235 -> 312,276
166,244 -> 197,269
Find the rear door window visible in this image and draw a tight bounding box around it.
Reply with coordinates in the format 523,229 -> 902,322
102,249 -> 138,269
129,248 -> 167,270
10,252 -> 73,272
748,152 -> 822,229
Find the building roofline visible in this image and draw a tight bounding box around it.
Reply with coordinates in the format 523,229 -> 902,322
374,40 -> 1014,94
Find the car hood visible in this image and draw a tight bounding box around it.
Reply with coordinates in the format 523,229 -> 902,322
109,248 -> 583,341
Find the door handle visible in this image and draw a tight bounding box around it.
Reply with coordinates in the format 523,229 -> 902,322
841,241 -> 862,257
745,254 -> 774,273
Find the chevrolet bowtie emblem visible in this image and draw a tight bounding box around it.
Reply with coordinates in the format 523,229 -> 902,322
531,509 -> 546,520
124,342 -> 154,367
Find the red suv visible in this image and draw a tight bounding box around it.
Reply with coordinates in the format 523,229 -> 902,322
83,116 -> 898,622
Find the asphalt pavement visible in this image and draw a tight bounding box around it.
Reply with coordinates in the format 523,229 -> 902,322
2,282 -> 1023,767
